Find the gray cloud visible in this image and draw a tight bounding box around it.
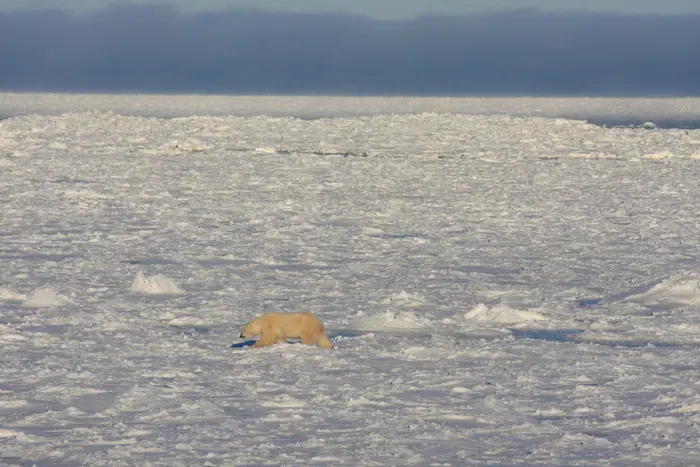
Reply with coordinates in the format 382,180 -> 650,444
4,0 -> 700,18
1,5 -> 699,96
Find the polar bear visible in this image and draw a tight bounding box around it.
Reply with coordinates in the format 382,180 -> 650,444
239,312 -> 334,349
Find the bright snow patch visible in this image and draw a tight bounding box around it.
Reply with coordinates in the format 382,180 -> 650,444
130,271 -> 185,296
348,310 -> 433,331
0,286 -> 26,302
140,139 -> 211,155
0,400 -> 29,409
0,429 -> 21,439
381,291 -> 427,308
21,287 -> 75,308
0,325 -> 27,342
624,272 -> 700,307
463,303 -> 547,325
643,151 -> 674,160
167,316 -> 210,327
402,346 -> 443,359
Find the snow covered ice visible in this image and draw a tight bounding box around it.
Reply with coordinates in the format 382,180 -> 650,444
130,271 -> 185,296
1,93 -> 700,465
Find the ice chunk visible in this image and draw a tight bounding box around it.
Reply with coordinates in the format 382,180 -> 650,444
130,271 -> 185,296
624,272 -> 700,307
21,287 -> 75,308
463,303 -> 546,325
0,286 -> 26,302
348,310 -> 433,331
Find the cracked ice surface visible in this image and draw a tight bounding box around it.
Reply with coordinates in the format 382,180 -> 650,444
1,94 -> 700,466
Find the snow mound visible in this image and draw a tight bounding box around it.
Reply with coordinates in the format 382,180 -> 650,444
0,400 -> 28,409
173,139 -> 210,152
623,272 -> 700,307
0,325 -> 27,343
553,287 -> 601,302
0,286 -> 26,302
402,346 -> 443,359
0,136 -> 16,147
362,227 -> 384,236
141,139 -> 211,155
131,271 -> 185,296
348,310 -> 433,331
0,429 -> 21,439
21,287 -> 75,308
463,303 -> 547,325
168,316 -> 210,327
381,291 -> 427,308
642,151 -> 674,160
62,189 -> 111,199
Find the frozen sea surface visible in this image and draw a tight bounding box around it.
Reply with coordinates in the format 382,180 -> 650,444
1,93 -> 700,466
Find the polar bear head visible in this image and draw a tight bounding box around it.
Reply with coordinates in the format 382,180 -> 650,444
239,318 -> 263,338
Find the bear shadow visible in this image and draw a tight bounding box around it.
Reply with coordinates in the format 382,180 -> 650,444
230,340 -> 257,349
230,339 -> 306,349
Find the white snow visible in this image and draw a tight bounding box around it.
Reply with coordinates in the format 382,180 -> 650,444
463,303 -> 547,325
1,92 -> 700,466
0,400 -> 29,409
254,146 -> 278,154
21,287 -> 75,308
130,271 -> 185,296
348,310 -> 434,331
0,325 -> 27,342
140,138 -> 211,155
623,271 -> 700,307
0,286 -> 26,302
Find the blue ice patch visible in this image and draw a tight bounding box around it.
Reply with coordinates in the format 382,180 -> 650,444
230,340 -> 256,349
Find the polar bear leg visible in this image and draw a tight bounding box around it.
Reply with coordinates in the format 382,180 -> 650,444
300,332 -> 316,346
252,333 -> 277,348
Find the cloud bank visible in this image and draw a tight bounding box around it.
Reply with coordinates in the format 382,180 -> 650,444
1,5 -> 699,96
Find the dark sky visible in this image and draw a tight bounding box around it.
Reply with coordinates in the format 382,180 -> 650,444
5,0 -> 700,18
1,5 -> 699,96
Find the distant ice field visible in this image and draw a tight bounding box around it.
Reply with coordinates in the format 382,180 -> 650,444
1,93 -> 700,466
3,92 -> 700,129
